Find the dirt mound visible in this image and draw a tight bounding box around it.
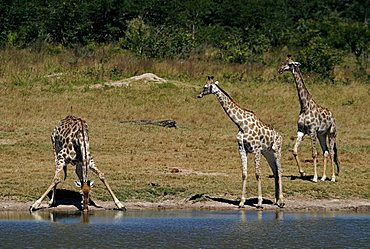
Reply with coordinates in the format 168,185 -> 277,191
90,73 -> 167,89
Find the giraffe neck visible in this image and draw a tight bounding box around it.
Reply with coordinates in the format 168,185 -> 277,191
291,67 -> 313,111
213,86 -> 252,130
79,118 -> 89,183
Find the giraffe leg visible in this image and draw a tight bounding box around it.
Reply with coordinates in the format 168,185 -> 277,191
30,157 -> 65,212
30,171 -> 62,211
293,131 -> 305,177
264,138 -> 285,207
329,129 -> 336,182
88,159 -> 125,210
254,151 -> 263,209
318,133 -> 329,181
274,137 -> 284,207
237,141 -> 248,208
310,133 -> 318,183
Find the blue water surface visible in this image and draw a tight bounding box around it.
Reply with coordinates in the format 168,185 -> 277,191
0,210 -> 369,248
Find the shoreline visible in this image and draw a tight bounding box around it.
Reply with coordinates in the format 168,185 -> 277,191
1,198 -> 370,212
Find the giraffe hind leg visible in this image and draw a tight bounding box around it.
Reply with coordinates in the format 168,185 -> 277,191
318,133 -> 330,181
254,151 -> 263,209
309,133 -> 319,183
329,129 -> 337,182
263,149 -> 284,208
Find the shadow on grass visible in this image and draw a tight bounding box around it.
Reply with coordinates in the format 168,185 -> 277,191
285,175 -> 315,182
46,189 -> 102,211
189,193 -> 274,208
267,174 -> 314,182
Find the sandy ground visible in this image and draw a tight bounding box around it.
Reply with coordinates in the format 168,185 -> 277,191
1,197 -> 370,212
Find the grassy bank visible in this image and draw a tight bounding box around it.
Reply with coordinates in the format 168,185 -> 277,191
0,48 -> 369,206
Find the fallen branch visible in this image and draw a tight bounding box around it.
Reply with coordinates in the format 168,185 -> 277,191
120,119 -> 177,128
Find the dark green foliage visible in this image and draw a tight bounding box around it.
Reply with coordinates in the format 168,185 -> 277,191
298,36 -> 342,80
0,0 -> 368,78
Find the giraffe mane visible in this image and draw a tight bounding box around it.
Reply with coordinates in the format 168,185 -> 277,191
216,84 -> 255,115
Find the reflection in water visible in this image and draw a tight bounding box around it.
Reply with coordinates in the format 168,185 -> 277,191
0,210 -> 369,248
30,209 -> 125,224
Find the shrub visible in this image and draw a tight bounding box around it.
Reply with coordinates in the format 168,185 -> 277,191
298,36 -> 342,80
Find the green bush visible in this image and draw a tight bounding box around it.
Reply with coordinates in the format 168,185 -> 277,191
298,36 -> 342,80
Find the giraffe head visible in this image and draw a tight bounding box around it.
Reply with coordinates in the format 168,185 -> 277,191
75,180 -> 94,211
197,76 -> 219,98
278,54 -> 301,74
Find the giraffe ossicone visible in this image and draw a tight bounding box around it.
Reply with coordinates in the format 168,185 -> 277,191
30,115 -> 125,212
279,55 -> 340,183
198,76 -> 285,209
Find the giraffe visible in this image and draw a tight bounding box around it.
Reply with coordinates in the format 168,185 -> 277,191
197,76 -> 284,208
278,54 -> 340,182
30,115 -> 125,211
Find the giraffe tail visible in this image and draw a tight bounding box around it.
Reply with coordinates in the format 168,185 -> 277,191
63,165 -> 67,180
334,142 -> 340,175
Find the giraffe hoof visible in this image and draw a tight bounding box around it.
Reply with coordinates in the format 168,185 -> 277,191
299,171 -> 306,177
321,176 -> 327,181
331,177 -> 336,182
114,202 -> 126,211
30,201 -> 42,212
238,198 -> 246,208
312,176 -> 318,183
276,201 -> 285,208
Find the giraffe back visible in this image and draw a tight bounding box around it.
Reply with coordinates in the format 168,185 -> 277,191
52,116 -> 90,173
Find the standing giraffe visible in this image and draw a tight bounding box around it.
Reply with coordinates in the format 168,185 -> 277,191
197,76 -> 284,208
30,115 -> 125,211
278,55 -> 340,182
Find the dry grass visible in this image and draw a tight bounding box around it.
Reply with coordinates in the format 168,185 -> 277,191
0,48 -> 369,206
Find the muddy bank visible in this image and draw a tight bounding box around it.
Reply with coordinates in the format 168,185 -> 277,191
1,197 -> 370,212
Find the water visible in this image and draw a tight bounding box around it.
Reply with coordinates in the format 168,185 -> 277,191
0,210 -> 369,248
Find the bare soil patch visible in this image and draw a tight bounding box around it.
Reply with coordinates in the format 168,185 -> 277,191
89,73 -> 167,89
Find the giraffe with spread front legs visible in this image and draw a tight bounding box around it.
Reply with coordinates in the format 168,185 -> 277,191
279,55 -> 340,182
198,76 -> 284,208
30,115 -> 125,211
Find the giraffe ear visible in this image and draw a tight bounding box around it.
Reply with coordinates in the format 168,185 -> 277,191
214,81 -> 219,85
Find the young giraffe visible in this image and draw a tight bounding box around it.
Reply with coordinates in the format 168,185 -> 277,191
30,115 -> 125,211
198,76 -> 284,208
278,55 -> 340,182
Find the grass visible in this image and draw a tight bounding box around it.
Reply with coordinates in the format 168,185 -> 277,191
0,47 -> 369,205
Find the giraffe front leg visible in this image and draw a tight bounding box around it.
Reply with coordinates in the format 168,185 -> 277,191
293,131 -> 305,177
30,174 -> 62,211
89,160 -> 125,210
238,141 -> 248,208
